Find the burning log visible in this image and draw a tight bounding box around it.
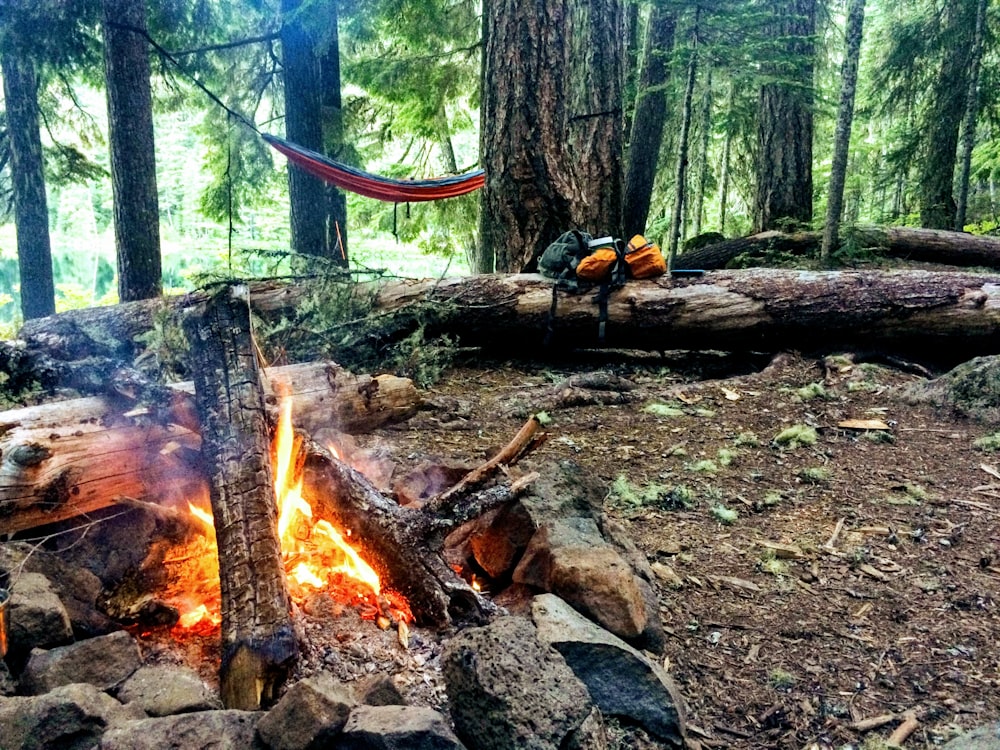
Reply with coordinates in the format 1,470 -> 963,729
182,284 -> 296,711
301,443 -> 535,628
0,362 -> 419,536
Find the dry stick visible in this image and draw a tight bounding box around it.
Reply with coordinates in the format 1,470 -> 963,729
887,712 -> 920,747
850,712 -> 903,732
432,415 -> 543,505
824,517 -> 846,551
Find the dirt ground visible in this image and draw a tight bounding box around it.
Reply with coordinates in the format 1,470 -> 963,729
376,348 -> 1000,750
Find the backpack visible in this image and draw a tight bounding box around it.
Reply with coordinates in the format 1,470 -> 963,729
538,231 -> 627,344
624,234 -> 667,279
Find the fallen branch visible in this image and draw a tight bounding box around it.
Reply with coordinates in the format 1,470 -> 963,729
887,712 -> 920,747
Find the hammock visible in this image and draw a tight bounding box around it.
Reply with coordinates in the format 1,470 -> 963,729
263,134 -> 485,203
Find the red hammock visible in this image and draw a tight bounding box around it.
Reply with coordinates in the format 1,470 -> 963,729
263,134 -> 485,203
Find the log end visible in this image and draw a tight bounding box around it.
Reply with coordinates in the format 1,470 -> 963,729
220,626 -> 298,710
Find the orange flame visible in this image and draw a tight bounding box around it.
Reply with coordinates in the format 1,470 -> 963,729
171,390 -> 399,632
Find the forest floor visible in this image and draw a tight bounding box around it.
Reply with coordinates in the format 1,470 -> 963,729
377,347 -> 1000,750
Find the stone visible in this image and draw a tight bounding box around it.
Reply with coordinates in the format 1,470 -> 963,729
531,594 -> 686,747
99,710 -> 260,750
941,722 -> 1000,750
512,517 -> 648,640
442,615 -> 603,750
0,682 -> 143,750
351,673 -> 406,706
469,503 -> 536,579
0,660 -> 17,696
21,630 -> 142,695
256,673 -> 353,750
340,705 -> 466,749
6,572 -> 74,667
116,665 -> 222,716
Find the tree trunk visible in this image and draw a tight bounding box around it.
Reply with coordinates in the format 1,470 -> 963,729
182,285 -> 296,710
954,0 -> 988,232
919,1 -> 977,230
281,0 -> 330,259
718,79 -> 734,235
566,0 -> 625,238
103,0 -> 162,302
320,0 -> 348,263
0,361 -> 418,537
693,66 -> 712,239
0,51 -> 55,320
678,226 -> 1000,273
667,9 -> 700,267
753,0 -> 815,233
622,5 -> 676,239
820,0 -> 866,261
479,0 -> 579,272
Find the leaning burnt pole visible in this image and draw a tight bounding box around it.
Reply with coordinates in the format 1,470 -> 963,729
182,284 -> 296,710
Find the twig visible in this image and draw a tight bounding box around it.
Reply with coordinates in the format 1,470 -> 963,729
850,712 -> 902,732
432,415 -> 544,505
824,517 -> 846,551
887,712 -> 919,747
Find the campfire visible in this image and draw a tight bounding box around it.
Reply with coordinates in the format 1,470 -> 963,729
164,392 -> 411,635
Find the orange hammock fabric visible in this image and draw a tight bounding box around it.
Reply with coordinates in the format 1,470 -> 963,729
263,134 -> 485,203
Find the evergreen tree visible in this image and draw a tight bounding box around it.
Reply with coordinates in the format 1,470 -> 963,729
103,0 -> 162,301
753,0 -> 816,233
821,0 -> 866,261
955,0 -> 989,231
1,51 -> 56,319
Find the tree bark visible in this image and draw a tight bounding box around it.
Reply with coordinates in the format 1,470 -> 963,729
820,0 -> 866,261
622,5 -> 676,239
103,0 -> 163,302
182,285 -> 296,710
0,51 -> 55,320
693,66 -> 712,239
566,0 -> 625,239
919,1 -> 977,230
0,362 -> 419,536
319,0 -> 348,262
281,0 -> 330,260
753,0 -> 815,233
677,226 -> 1000,273
954,0 -> 988,232
479,0 -> 578,272
667,10 -> 700,267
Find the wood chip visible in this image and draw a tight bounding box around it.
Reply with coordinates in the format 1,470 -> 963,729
675,392 -> 702,405
708,575 -> 761,593
858,563 -> 889,581
721,387 -> 741,401
397,619 -> 409,649
979,463 -> 1000,481
838,419 -> 891,430
758,540 -> 805,559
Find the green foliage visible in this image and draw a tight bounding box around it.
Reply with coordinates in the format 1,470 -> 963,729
772,425 -> 817,449
645,402 -> 686,417
974,432 -> 1000,452
768,669 -> 795,690
798,466 -> 831,485
687,459 -> 719,474
733,431 -> 759,447
710,504 -> 738,524
795,382 -> 831,401
609,475 -> 695,511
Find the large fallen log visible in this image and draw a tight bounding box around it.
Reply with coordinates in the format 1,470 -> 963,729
0,362 -> 419,536
182,284 -> 296,711
12,268 -> 1000,370
675,227 -> 1000,271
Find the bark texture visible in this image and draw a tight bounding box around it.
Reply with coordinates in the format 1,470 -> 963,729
0,52 -> 55,320
677,227 -> 1000,273
919,1 -> 977,230
281,0 -> 330,259
753,0 -> 816,233
103,0 -> 162,302
821,0 -> 865,260
622,6 -> 676,238
566,0 -> 625,239
954,0 -> 988,231
667,13 -> 700,267
320,0 -> 348,262
182,285 -> 295,710
0,362 -> 420,536
479,0 -> 578,272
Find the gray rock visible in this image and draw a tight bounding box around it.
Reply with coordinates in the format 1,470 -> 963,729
117,665 -> 222,716
532,594 -> 686,747
340,705 -> 466,749
0,682 -> 143,750
7,572 -> 74,663
0,659 -> 18,696
512,517 -> 648,640
442,616 -> 603,750
942,722 -> 1000,750
99,710 -> 260,750
21,630 -> 142,695
256,673 -> 353,750
351,673 -> 406,706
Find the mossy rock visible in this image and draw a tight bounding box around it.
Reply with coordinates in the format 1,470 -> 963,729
902,356 -> 1000,423
682,232 -> 726,252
